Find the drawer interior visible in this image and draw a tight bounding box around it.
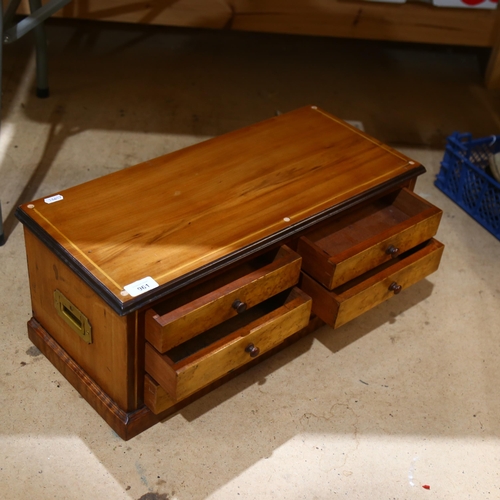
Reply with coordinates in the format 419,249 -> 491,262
300,238 -> 444,329
331,240 -> 431,295
145,287 -> 312,401
297,188 -> 442,290
303,189 -> 434,256
161,289 -> 298,364
150,247 -> 289,318
145,245 -> 302,353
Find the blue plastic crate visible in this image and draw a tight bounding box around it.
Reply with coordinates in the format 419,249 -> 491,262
435,132 -> 500,240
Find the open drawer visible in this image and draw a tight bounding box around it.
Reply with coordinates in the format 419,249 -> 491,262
297,188 -> 442,289
300,239 -> 444,329
145,245 -> 302,353
145,287 -> 312,402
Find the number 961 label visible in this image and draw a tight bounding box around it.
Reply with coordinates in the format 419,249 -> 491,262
123,276 -> 159,297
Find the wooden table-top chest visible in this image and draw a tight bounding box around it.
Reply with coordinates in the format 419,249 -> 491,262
16,106 -> 444,439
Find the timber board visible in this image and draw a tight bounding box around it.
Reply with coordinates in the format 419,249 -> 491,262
16,106 -> 424,314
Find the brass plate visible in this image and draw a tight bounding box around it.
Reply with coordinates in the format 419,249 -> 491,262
54,290 -> 92,344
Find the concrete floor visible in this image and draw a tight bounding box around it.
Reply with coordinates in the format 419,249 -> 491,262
1,19 -> 500,500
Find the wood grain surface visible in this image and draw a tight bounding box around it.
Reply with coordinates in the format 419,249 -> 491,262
486,9 -> 500,89
143,316 -> 326,415
145,287 -> 312,400
298,188 -> 442,289
24,228 -> 140,411
14,0 -> 497,47
301,238 -> 444,328
145,245 -> 301,353
18,107 -> 421,310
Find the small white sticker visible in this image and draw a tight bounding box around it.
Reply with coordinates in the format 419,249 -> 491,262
123,276 -> 159,297
44,194 -> 64,204
345,120 -> 365,131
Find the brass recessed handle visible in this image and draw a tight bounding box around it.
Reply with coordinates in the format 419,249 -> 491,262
54,290 -> 92,344
245,343 -> 260,358
232,299 -> 247,314
386,245 -> 400,258
388,282 -> 402,294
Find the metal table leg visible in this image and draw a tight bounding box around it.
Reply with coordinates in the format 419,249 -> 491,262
29,0 -> 49,97
0,204 -> 4,247
1,0 -> 73,246
1,3 -> 4,246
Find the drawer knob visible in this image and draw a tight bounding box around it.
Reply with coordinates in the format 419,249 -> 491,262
232,299 -> 247,314
388,282 -> 402,294
245,343 -> 260,358
386,245 -> 400,258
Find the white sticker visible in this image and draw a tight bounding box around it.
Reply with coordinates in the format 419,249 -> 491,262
123,276 -> 159,297
44,194 -> 64,204
345,120 -> 365,132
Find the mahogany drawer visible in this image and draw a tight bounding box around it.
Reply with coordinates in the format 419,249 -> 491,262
300,239 -> 444,329
297,188 -> 442,290
144,287 -> 312,403
145,245 -> 302,353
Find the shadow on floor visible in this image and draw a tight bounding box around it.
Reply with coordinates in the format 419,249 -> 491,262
2,19 -> 500,243
3,18 -> 500,145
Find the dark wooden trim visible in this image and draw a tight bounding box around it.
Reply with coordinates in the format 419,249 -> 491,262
16,211 -> 123,312
16,166 -> 425,316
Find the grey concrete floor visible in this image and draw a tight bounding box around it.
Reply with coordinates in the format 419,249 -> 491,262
1,19 -> 500,500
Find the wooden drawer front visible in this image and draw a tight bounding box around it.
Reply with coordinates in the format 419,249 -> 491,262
145,246 -> 302,353
297,188 -> 442,290
300,239 -> 444,329
145,288 -> 312,401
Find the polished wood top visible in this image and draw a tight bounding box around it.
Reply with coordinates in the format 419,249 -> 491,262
17,106 -> 424,313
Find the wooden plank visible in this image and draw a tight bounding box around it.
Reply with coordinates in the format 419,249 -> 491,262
13,0 -> 232,27
486,8 -> 500,89
14,0 -> 497,47
18,107 -> 421,311
231,0 -> 497,47
145,245 -> 301,353
295,236 -> 336,292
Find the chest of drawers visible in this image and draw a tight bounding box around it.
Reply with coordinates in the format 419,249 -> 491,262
16,106 -> 443,439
